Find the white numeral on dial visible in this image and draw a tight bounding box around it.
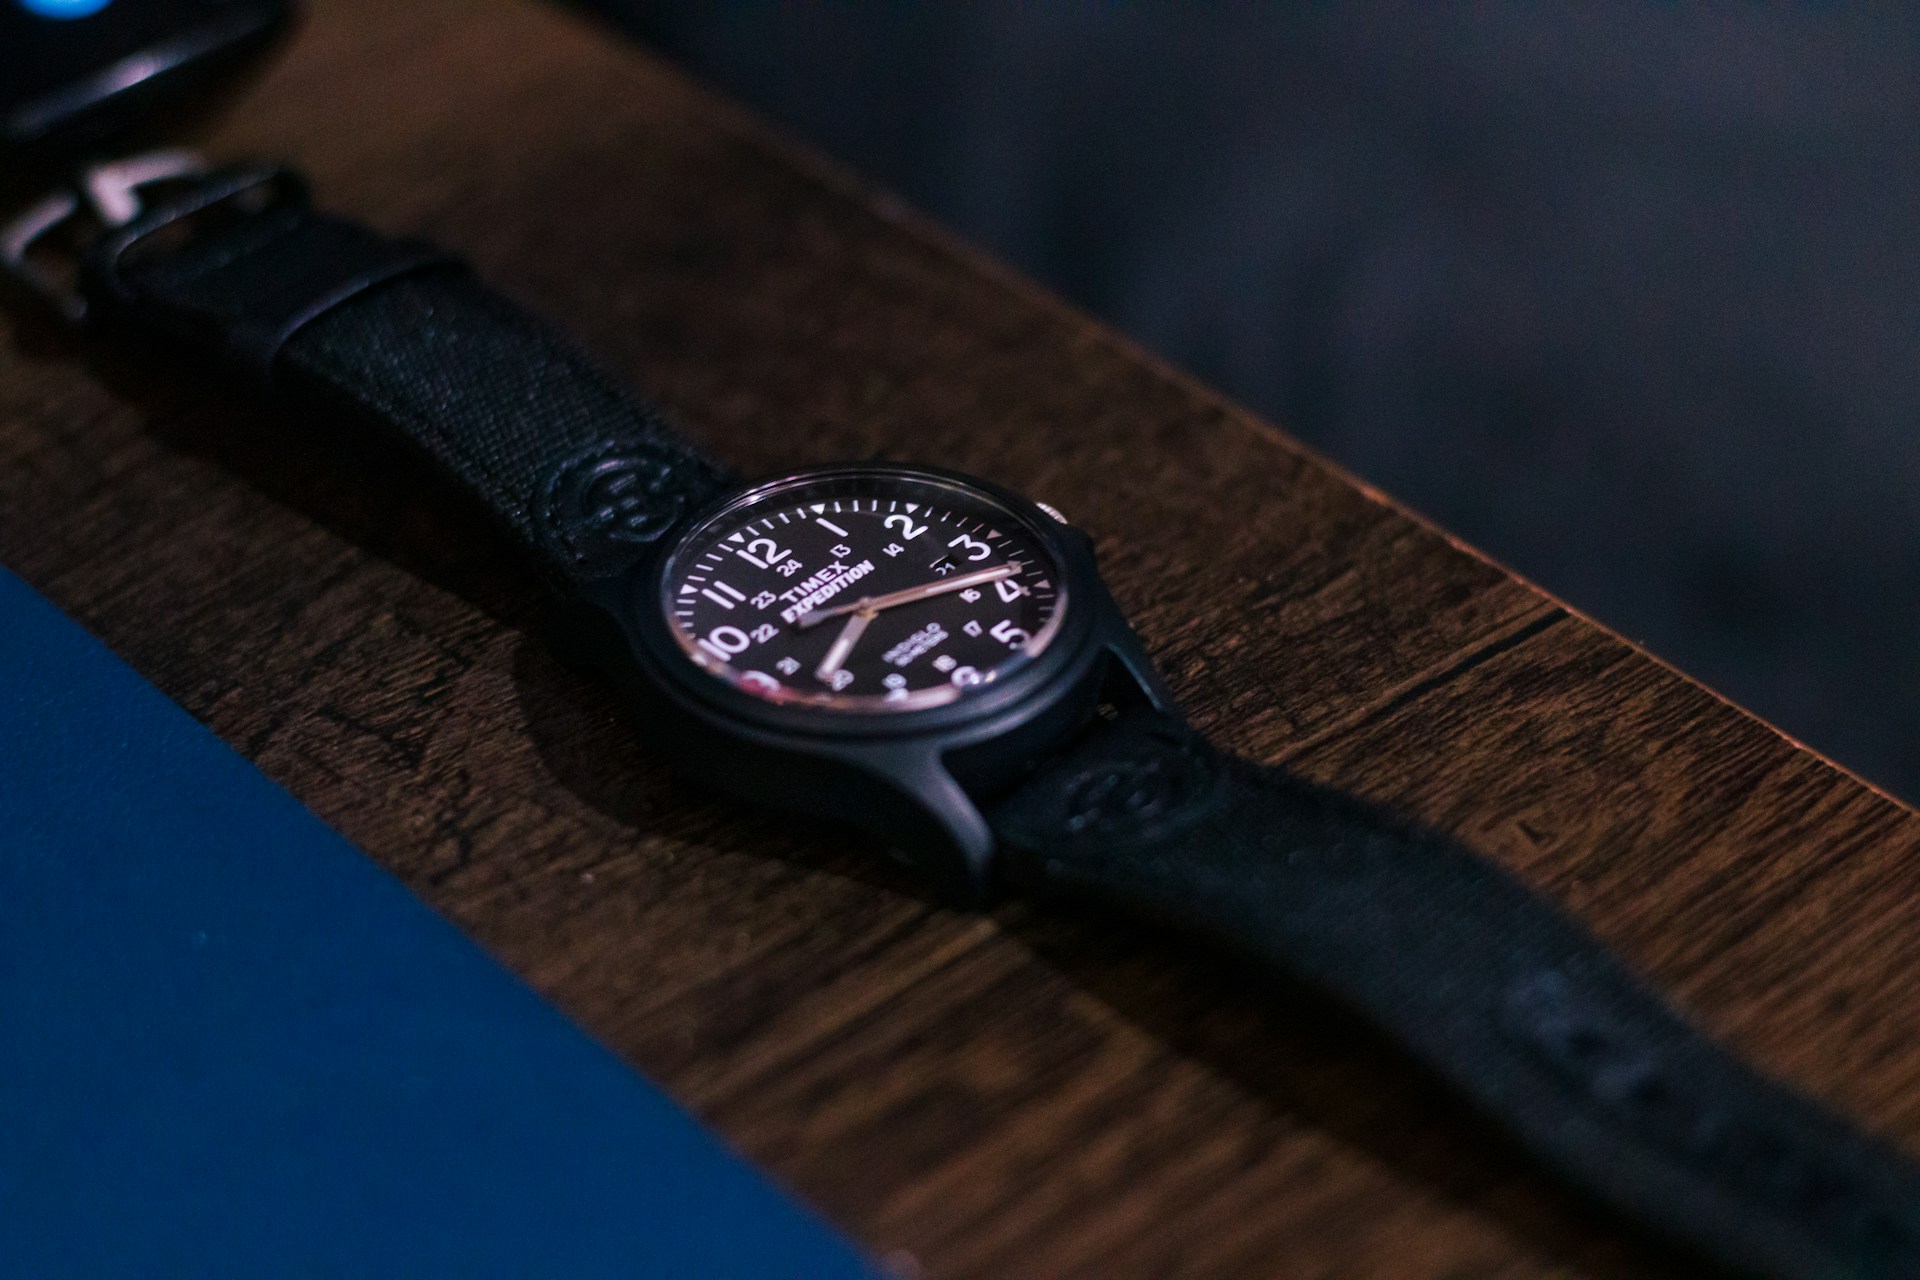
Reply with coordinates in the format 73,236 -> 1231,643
700,580 -> 746,609
736,537 -> 791,570
948,533 -> 992,562
884,514 -> 926,540
698,625 -> 752,660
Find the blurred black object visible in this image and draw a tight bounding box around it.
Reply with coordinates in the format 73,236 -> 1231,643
1,0 -> 293,178
569,2 -> 1920,803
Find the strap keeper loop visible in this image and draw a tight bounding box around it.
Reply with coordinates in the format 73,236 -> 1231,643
80,163 -> 464,387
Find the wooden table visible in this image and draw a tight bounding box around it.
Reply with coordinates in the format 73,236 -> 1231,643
6,2 -> 1919,1275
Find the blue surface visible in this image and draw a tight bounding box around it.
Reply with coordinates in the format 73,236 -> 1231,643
0,568 -> 875,1278
15,0 -> 113,19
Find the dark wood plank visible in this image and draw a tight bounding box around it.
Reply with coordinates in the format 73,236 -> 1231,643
4,2 -> 1918,1276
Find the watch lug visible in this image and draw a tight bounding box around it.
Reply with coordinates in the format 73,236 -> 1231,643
1078,572 -> 1177,715
840,746 -> 997,909
1106,623 -> 1178,714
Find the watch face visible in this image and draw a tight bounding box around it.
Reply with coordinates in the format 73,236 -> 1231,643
660,468 -> 1067,712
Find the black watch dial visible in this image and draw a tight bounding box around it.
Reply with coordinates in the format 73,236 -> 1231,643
660,468 -> 1067,711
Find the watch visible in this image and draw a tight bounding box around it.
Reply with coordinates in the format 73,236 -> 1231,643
8,96 -> 1920,1280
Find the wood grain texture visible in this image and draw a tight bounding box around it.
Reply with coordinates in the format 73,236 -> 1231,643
4,2 -> 1920,1276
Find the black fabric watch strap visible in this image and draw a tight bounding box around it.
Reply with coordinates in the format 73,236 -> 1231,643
79,166 -> 732,587
988,707 -> 1920,1279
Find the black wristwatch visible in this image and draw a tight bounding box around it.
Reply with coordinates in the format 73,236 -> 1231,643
8,19 -> 1920,1280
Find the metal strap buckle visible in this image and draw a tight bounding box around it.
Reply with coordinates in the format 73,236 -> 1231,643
1,150 -> 207,323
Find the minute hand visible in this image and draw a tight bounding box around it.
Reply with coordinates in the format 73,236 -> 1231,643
794,564 -> 1017,629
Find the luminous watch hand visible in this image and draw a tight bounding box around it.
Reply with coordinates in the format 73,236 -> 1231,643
795,564 -> 1017,629
814,608 -> 875,684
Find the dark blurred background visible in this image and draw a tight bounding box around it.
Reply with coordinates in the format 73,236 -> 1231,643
567,3 -> 1920,803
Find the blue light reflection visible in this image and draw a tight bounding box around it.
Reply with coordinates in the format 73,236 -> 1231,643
18,0 -> 115,20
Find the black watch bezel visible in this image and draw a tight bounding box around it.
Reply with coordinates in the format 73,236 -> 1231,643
597,460 -> 1172,905
628,462 -> 1098,739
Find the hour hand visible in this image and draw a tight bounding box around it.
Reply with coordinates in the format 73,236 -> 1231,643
794,563 -> 1016,629
814,609 -> 875,684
